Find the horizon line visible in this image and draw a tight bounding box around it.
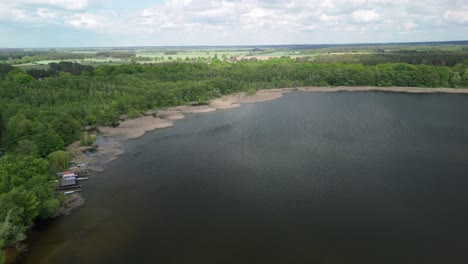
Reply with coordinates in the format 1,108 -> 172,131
1,40 -> 467,50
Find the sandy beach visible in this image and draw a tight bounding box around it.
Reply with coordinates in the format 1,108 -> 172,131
73,86 -> 468,170
99,116 -> 174,139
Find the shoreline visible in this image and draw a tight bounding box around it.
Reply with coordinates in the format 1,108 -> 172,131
296,86 -> 468,94
69,85 -> 468,171
6,85 -> 468,263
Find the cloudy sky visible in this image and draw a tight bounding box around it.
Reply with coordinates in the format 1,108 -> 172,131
0,0 -> 467,47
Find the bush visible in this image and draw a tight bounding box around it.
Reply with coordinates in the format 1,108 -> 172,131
80,136 -> 96,147
246,88 -> 257,95
47,150 -> 70,172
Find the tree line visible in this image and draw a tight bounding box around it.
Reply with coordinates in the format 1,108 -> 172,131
311,51 -> 468,67
1,50 -> 136,65
0,58 -> 468,262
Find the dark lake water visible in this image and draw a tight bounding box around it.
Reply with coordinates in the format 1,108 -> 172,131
16,91 -> 468,264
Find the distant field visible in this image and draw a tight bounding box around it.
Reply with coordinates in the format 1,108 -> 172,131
82,58 -> 123,63
35,60 -> 68,65
71,51 -> 98,54
4,41 -> 468,70
258,51 -> 299,56
13,58 -> 128,70
136,50 -> 254,61
81,60 -> 132,66
325,52 -> 373,55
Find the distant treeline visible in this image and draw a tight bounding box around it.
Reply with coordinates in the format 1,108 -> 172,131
0,59 -> 468,258
95,51 -> 135,59
0,50 -> 48,60
27,62 -> 94,78
312,51 -> 468,67
2,51 -> 136,65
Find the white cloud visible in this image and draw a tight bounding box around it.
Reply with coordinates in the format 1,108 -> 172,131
352,9 -> 380,23
444,8 -> 468,25
301,24 -> 317,31
320,14 -> 340,24
0,3 -> 10,16
0,0 -> 467,46
18,0 -> 90,10
36,8 -> 58,19
403,21 -> 417,30
67,13 -> 108,29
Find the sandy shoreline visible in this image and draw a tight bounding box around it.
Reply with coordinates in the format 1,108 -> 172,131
96,89 -> 287,139
72,86 -> 468,170
297,86 -> 468,94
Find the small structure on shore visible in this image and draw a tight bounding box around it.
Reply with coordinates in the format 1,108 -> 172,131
57,164 -> 90,192
58,171 -> 78,188
61,176 -> 77,187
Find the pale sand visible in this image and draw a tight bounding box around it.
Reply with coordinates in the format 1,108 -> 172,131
98,116 -> 173,139
209,94 -> 242,109
210,90 -> 286,109
170,105 -> 216,113
167,112 -> 185,120
155,110 -> 185,120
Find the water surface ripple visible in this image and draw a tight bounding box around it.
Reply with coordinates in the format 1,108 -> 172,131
17,91 -> 468,264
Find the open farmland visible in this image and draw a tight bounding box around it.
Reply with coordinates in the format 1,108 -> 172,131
3,41 -> 468,70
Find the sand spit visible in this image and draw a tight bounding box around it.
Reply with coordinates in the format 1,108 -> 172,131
240,90 -> 286,103
99,116 -> 174,139
210,90 -> 287,109
97,89 -> 288,140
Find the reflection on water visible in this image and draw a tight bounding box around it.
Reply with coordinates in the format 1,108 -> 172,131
16,92 -> 468,264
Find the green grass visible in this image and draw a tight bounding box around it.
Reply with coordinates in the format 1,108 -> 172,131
82,58 -> 123,63
80,135 -> 96,146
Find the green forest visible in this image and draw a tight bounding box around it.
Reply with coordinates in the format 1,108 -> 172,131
1,55 -> 468,262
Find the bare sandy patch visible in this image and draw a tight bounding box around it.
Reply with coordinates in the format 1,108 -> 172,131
239,90 -> 285,103
170,105 -> 216,113
210,90 -> 287,109
156,110 -> 185,120
167,112 -> 185,120
98,116 -> 173,139
210,94 -> 243,109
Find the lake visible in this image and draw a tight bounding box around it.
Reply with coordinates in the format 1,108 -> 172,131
15,91 -> 468,264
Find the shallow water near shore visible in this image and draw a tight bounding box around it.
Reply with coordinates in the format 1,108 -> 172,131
15,91 -> 468,264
